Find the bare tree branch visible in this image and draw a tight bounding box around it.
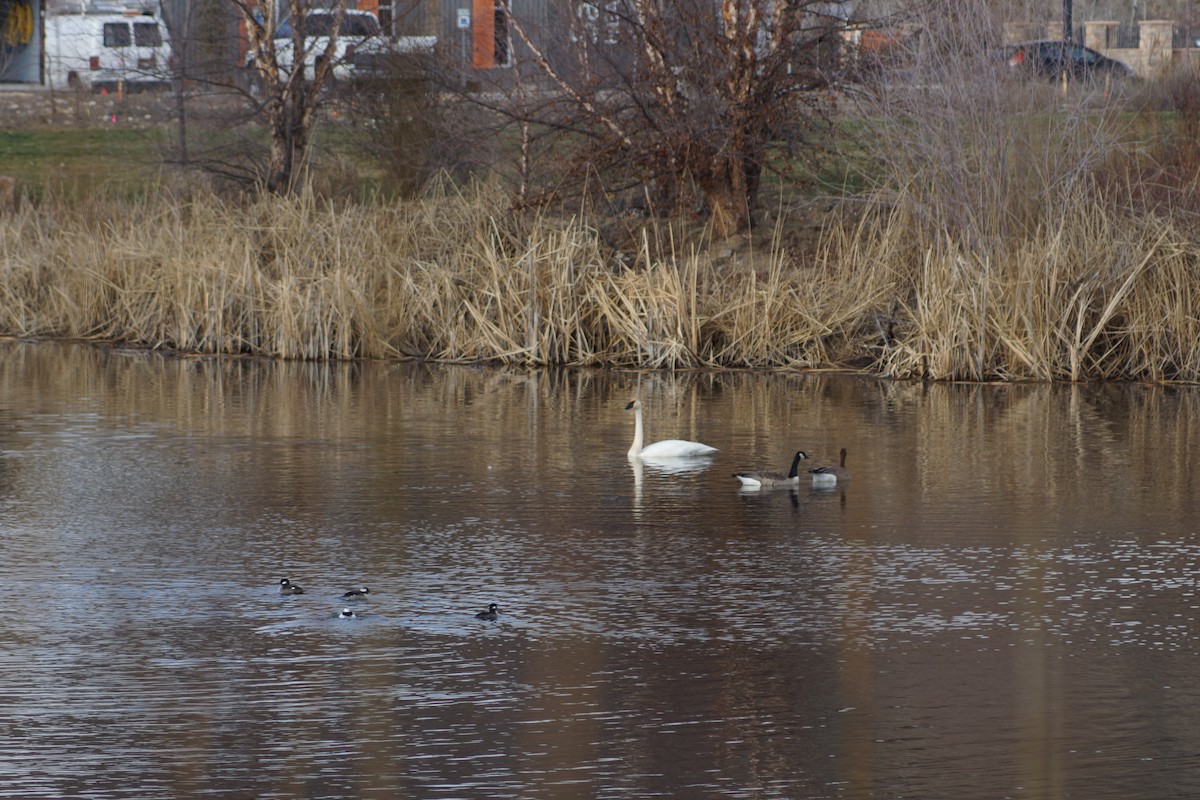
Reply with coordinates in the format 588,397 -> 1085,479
495,0 -> 849,235
229,0 -> 349,192
507,13 -> 632,148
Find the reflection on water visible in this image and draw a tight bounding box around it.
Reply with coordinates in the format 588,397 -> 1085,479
1,342 -> 1200,798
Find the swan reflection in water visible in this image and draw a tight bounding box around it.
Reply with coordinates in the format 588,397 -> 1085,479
637,455 -> 715,475
630,453 -> 715,517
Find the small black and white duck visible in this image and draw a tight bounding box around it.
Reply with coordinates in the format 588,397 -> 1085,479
279,578 -> 304,595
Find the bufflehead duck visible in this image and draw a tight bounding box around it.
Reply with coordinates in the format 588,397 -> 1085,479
279,578 -> 304,595
475,603 -> 499,621
343,587 -> 370,599
338,608 -> 358,619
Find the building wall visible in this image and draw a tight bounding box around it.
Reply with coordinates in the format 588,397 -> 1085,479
1083,19 -> 1183,75
1006,18 -> 1199,76
437,0 -> 552,68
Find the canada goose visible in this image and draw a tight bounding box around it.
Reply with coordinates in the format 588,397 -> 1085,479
343,587 -> 370,599
810,448 -> 849,486
279,578 -> 304,595
625,399 -> 718,460
338,608 -> 358,619
475,603 -> 500,621
734,450 -> 809,488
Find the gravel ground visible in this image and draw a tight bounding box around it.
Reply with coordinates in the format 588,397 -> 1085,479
0,86 -> 177,129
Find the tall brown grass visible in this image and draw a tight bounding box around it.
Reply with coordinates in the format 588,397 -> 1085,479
837,197 -> 1200,381
0,181 -> 884,368
3,176 -> 1200,380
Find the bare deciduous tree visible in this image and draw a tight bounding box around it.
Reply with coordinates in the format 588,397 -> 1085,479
230,0 -> 347,193
499,0 -> 849,236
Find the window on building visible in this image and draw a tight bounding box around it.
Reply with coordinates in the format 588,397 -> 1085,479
493,0 -> 509,66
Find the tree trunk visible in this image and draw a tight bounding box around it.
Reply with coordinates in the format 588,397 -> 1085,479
695,147 -> 753,237
174,78 -> 189,165
265,87 -> 314,193
233,0 -> 345,194
265,99 -> 292,193
703,181 -> 750,238
265,127 -> 293,194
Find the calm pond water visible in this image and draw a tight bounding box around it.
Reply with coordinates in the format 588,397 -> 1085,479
2,341 -> 1200,799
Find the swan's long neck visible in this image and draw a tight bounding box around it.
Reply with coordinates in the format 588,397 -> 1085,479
628,404 -> 645,460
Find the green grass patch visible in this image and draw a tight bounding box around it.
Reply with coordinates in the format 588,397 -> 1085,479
0,128 -> 171,199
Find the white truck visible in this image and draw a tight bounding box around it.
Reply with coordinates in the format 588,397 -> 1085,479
44,10 -> 172,91
245,9 -> 434,87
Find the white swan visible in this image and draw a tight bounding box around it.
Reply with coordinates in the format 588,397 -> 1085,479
625,399 -> 718,460
734,450 -> 809,488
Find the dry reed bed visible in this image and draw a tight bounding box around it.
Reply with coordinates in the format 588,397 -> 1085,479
2,185 -> 1200,380
862,204 -> 1200,381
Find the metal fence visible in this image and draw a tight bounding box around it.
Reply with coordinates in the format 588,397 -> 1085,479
1115,23 -> 1139,48
1173,25 -> 1200,49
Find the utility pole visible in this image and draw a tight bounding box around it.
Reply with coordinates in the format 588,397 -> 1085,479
1060,0 -> 1073,95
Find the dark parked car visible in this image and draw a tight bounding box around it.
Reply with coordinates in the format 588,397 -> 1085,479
1003,40 -> 1136,81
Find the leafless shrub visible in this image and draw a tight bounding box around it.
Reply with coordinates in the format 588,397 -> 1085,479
1080,62 -> 1200,220
343,52 -> 487,195
855,0 -> 1127,255
461,0 -> 850,238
